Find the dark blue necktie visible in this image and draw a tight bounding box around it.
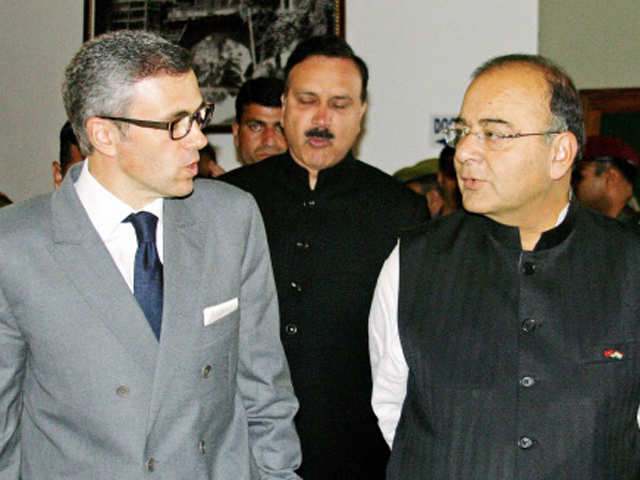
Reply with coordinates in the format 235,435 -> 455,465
124,212 -> 163,340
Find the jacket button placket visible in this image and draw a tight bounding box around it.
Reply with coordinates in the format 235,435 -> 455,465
517,253 -> 540,460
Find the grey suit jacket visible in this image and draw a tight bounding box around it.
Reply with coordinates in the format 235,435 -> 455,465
0,164 -> 301,479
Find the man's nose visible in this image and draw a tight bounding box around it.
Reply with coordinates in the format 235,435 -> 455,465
185,122 -> 208,150
454,131 -> 484,164
312,105 -> 330,127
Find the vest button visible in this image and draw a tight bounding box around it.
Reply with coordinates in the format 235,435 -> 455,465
145,457 -> 156,472
521,318 -> 537,333
521,261 -> 536,275
295,241 -> 310,250
520,376 -> 536,388
518,436 -> 534,449
116,385 -> 130,397
285,323 -> 298,335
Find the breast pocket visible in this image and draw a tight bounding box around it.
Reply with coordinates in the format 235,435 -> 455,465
198,303 -> 240,349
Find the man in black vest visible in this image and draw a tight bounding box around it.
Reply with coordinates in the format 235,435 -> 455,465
369,54 -> 640,478
222,35 -> 428,479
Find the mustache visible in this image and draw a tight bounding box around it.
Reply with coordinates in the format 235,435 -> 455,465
305,128 -> 334,140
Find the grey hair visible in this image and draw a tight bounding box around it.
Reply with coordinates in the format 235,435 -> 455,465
62,30 -> 192,155
472,54 -> 585,158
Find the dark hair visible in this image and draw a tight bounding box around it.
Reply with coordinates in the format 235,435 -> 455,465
0,192 -> 12,208
438,146 -> 456,180
472,54 -> 585,158
59,121 -> 80,173
235,77 -> 284,123
62,30 -> 192,155
284,35 -> 368,103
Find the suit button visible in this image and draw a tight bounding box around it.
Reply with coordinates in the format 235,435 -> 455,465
201,365 -> 212,378
520,376 -> 536,388
290,281 -> 302,293
521,318 -> 537,333
518,436 -> 534,449
199,440 -> 206,455
521,261 -> 536,275
116,385 -> 130,397
285,323 -> 298,335
145,457 -> 156,472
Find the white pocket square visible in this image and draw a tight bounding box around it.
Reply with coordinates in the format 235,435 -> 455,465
203,298 -> 238,326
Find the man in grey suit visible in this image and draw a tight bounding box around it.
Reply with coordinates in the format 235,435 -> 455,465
0,30 -> 301,479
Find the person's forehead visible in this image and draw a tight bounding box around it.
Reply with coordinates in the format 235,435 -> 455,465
288,55 -> 362,96
461,64 -> 550,124
241,103 -> 282,122
128,71 -> 203,117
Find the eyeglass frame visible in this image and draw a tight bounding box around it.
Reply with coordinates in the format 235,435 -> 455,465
442,125 -> 564,150
98,102 -> 214,140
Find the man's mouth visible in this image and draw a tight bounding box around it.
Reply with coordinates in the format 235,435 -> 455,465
185,161 -> 198,177
460,175 -> 484,189
256,147 -> 282,160
305,128 -> 334,147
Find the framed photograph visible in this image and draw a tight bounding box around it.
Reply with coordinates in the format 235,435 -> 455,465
84,0 -> 345,132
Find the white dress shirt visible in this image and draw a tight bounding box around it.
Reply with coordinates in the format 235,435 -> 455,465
74,160 -> 164,292
369,204 -> 574,447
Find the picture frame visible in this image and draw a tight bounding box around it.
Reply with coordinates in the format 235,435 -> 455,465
84,0 -> 345,132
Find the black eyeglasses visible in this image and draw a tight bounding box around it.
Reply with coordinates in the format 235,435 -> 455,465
99,102 -> 214,140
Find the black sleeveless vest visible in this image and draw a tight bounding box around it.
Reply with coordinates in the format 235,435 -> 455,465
387,204 -> 640,479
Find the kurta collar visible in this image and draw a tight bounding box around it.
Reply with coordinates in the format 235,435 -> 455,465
482,199 -> 578,252
280,151 -> 357,194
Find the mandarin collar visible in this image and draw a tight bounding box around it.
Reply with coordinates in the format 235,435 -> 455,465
280,151 -> 357,194
480,199 -> 578,252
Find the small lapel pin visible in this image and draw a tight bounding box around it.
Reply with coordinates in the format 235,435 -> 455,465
604,349 -> 624,360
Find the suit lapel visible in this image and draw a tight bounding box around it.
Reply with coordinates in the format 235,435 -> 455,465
145,196 -> 206,424
48,167 -> 159,376
157,196 -> 206,350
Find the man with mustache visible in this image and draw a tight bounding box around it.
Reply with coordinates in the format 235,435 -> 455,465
370,54 -> 640,478
233,77 -> 288,165
221,35 -> 428,478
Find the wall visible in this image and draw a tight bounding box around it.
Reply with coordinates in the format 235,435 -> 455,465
539,0 -> 640,89
0,1 -> 84,203
0,1 -> 537,202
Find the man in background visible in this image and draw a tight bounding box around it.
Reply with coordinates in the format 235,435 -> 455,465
53,121 -> 84,188
436,145 -> 462,215
572,135 -> 640,224
197,143 -> 226,178
394,145 -> 460,218
222,35 -> 427,479
393,157 -> 441,217
370,54 -> 640,478
233,77 -> 287,165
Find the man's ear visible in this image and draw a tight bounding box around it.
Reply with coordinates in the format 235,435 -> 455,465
359,100 -> 368,120
232,122 -> 240,148
86,117 -> 119,157
280,93 -> 287,122
550,131 -> 578,180
52,162 -> 63,189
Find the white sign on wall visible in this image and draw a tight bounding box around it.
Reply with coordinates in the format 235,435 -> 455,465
430,115 -> 457,150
